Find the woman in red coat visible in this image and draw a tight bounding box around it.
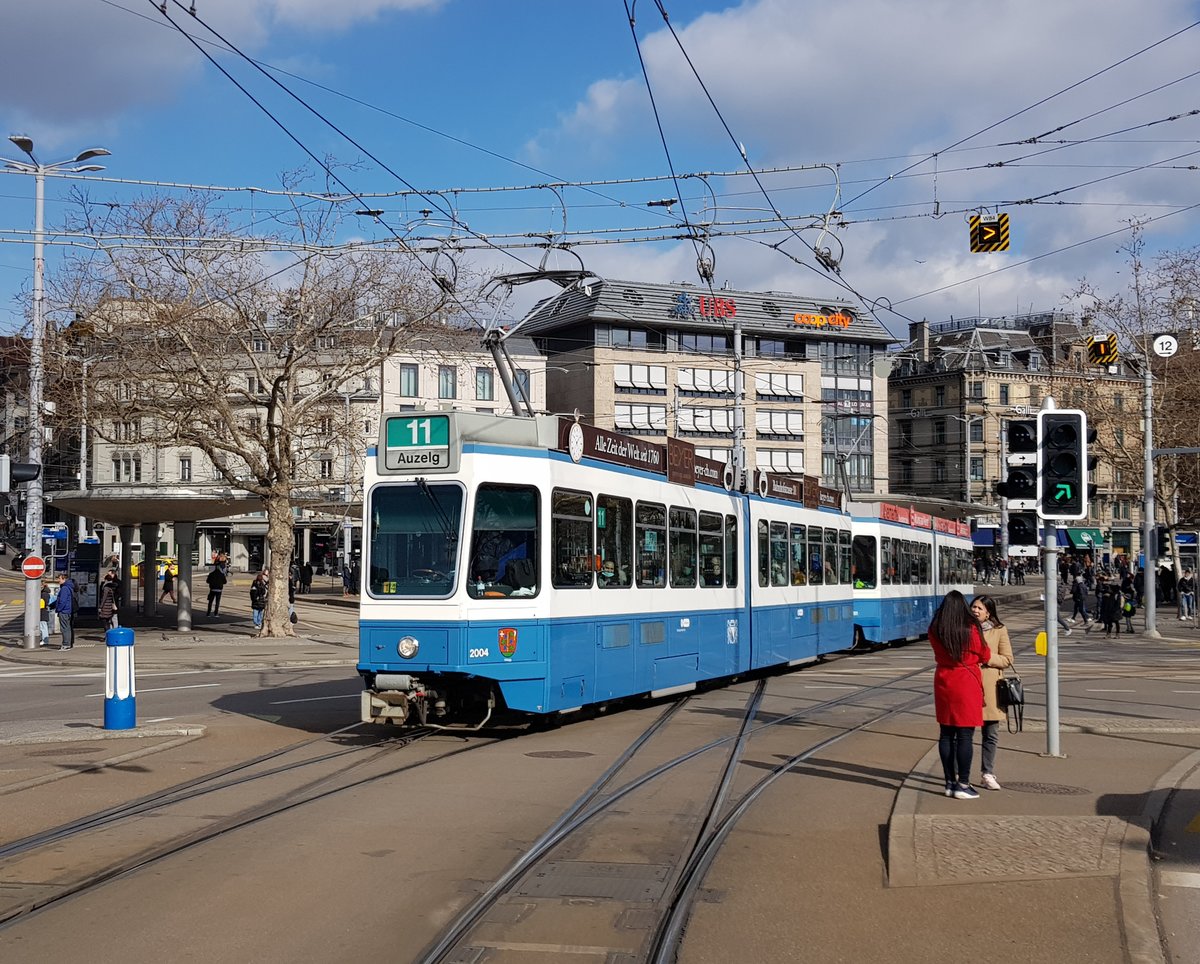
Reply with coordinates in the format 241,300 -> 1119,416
929,590 -> 992,800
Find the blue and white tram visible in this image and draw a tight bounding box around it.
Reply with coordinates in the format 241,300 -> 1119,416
848,502 -> 975,645
357,412 -> 863,727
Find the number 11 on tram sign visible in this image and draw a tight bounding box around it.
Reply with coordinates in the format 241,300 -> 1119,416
384,415 -> 451,470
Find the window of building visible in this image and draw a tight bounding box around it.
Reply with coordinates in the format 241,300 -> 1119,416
754,372 -> 804,400
679,407 -> 733,435
998,352 -> 1012,369
252,337 -> 267,353
248,375 -> 263,395
398,364 -> 419,397
1115,428 -> 1125,446
969,381 -> 984,400
615,403 -> 667,432
438,366 -> 457,400
999,384 -> 1010,404
476,367 -> 494,401
247,416 -> 261,434
897,420 -> 913,445
900,460 -> 914,485
969,420 -> 984,443
180,457 -> 192,482
316,334 -> 336,350
933,420 -> 946,445
616,364 -> 669,394
758,338 -> 785,357
760,448 -> 805,474
1028,354 -> 1041,372
113,455 -> 142,483
318,416 -> 333,436
970,456 -> 984,481
678,331 -> 731,354
755,410 -> 805,438
515,369 -> 531,399
677,367 -> 732,396
934,460 -> 946,482
611,327 -> 649,349
320,458 -> 333,479
901,389 -> 912,408
1114,394 -> 1124,412
935,386 -> 946,407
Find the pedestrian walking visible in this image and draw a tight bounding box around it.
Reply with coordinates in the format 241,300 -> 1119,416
159,565 -> 177,604
1099,585 -> 1121,637
1122,592 -> 1138,634
98,570 -> 120,630
970,594 -> 1014,791
1070,576 -> 1092,626
206,564 -> 227,617
54,572 -> 77,652
929,589 -> 991,800
250,570 -> 268,632
300,561 -> 313,594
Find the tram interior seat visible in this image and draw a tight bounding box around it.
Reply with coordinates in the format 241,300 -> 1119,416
502,558 -> 537,591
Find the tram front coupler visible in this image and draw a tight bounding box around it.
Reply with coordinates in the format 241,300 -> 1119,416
361,673 -> 433,725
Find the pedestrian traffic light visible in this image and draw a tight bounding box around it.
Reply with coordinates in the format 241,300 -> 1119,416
1155,525 -> 1171,559
996,419 -> 1038,509
0,455 -> 41,493
1037,410 -> 1087,520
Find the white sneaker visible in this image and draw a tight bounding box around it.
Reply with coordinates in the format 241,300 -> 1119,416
981,773 -> 1002,791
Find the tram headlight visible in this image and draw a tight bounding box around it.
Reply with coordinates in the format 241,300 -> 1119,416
397,636 -> 419,659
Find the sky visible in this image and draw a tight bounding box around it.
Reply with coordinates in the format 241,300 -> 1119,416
2,0 -> 1200,343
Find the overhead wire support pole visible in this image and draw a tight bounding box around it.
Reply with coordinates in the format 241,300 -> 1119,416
1143,348 -> 1160,637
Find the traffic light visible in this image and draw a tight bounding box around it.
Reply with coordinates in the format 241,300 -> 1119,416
0,455 -> 41,493
1037,410 -> 1088,520
1000,419 -> 1039,548
1154,525 -> 1171,559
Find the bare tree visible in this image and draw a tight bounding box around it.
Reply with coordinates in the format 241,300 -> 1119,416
43,183 -> 473,635
1074,224 -> 1200,578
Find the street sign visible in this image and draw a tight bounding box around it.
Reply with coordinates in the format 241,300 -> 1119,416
969,214 -> 1010,252
1152,334 -> 1178,358
21,555 -> 46,579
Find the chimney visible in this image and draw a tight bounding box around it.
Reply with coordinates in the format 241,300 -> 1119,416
909,320 -> 930,361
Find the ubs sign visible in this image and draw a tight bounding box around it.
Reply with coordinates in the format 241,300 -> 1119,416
669,292 -> 737,320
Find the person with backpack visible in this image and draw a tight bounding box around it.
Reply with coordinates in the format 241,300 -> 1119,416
206,564 -> 227,617
54,572 -> 77,651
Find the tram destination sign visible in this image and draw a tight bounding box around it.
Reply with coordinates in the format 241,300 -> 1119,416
384,415 -> 451,471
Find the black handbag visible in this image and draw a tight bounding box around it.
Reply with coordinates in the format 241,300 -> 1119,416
996,666 -> 1025,733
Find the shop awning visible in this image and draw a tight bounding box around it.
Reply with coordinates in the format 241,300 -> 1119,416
1066,527 -> 1105,550
972,527 -> 997,547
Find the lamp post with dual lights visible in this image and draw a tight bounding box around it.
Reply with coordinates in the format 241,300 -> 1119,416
2,135 -> 111,649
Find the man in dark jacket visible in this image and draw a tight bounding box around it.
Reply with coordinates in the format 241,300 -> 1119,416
206,565 -> 227,617
54,573 -> 76,651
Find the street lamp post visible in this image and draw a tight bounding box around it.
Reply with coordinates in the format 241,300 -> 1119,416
2,135 -> 110,649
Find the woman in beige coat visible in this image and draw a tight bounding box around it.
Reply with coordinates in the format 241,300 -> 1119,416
970,594 -> 1014,790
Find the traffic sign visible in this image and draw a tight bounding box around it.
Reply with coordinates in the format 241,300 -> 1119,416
1153,333 -> 1178,358
969,214 -> 1010,252
21,555 -> 46,579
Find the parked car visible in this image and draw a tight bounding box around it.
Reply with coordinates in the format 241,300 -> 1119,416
130,556 -> 178,579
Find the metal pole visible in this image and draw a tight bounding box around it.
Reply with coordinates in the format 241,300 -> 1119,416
78,356 -> 88,543
1043,517 -> 1062,756
22,167 -> 45,650
963,417 -> 972,504
1143,352 -> 1160,637
732,316 -> 746,491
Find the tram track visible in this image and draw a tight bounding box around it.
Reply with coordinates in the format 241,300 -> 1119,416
0,721 -> 500,929
418,659 -> 935,963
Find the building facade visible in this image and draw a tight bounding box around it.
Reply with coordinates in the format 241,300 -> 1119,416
889,312 -> 1148,562
516,278 -> 895,495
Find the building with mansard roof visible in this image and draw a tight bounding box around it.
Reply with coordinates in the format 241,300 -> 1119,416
889,311 -> 1151,563
515,276 -> 895,494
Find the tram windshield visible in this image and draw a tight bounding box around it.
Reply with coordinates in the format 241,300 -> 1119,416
367,481 -> 462,597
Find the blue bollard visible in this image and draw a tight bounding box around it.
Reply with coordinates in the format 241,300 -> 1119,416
104,627 -> 136,730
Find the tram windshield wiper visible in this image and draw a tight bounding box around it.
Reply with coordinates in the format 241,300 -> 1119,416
417,477 -> 458,555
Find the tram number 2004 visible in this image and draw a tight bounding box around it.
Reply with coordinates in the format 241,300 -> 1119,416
469,648 -> 490,659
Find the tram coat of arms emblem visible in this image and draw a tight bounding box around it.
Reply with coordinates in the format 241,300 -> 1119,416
498,627 -> 518,659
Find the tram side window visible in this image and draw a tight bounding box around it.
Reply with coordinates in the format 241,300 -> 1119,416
757,520 -> 770,588
808,526 -> 824,585
724,514 -> 738,589
467,484 -> 539,599
636,502 -> 667,588
699,511 -> 724,587
881,537 -> 894,586
552,488 -> 595,589
852,535 -> 877,589
597,494 -> 633,588
770,521 -> 788,586
790,524 -> 807,585
669,507 -> 698,588
824,528 -> 839,585
918,543 -> 931,584
839,530 -> 852,584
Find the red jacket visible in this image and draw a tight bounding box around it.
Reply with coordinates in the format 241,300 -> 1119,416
930,626 -> 991,726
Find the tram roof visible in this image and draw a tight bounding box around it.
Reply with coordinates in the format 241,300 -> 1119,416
518,277 -> 896,345
849,494 -> 997,522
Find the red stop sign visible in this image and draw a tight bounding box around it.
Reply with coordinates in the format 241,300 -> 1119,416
21,555 -> 46,579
